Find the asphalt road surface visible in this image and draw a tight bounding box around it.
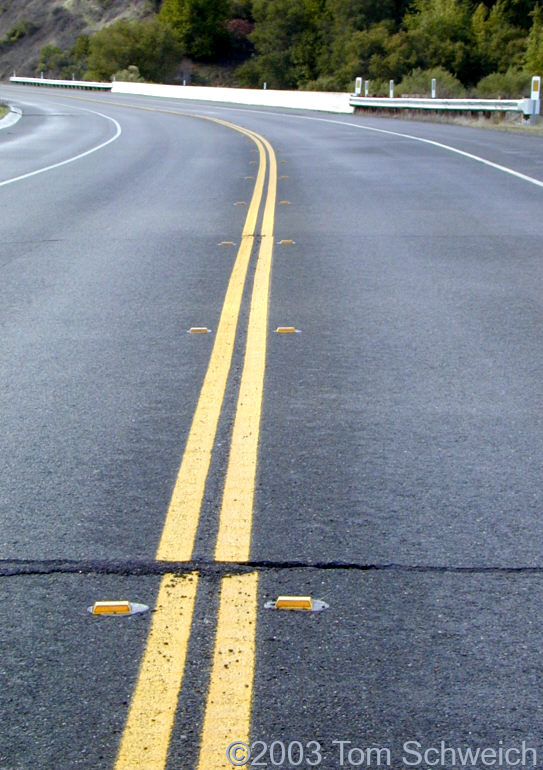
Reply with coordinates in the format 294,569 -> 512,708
1,85 -> 543,770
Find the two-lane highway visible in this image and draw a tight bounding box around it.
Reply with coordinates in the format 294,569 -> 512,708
1,85 -> 543,770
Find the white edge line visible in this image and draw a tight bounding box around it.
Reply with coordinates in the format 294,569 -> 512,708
0,108 -> 122,188
152,99 -> 543,190
308,116 -> 543,190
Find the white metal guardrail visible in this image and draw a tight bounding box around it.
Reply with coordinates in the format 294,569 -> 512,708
350,76 -> 541,123
9,76 -> 112,91
349,95 -> 537,116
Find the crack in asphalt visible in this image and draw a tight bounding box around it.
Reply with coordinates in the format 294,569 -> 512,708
0,559 -> 542,577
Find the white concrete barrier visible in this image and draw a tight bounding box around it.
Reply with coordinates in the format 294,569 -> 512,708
111,81 -> 354,114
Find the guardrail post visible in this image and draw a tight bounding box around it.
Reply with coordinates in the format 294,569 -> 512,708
531,76 -> 541,125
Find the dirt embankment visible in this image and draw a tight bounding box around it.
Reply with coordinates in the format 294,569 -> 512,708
0,0 -> 153,80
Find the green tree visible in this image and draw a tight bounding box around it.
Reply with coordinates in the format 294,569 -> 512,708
36,44 -> 69,77
85,19 -> 181,82
136,19 -> 182,81
315,0 -> 398,82
506,0 -> 542,30
159,0 -> 230,59
525,3 -> 543,72
71,35 -> 90,78
237,0 -> 325,88
85,20 -> 138,80
472,1 -> 526,76
403,0 -> 474,82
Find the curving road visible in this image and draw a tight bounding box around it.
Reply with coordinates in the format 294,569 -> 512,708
1,84 -> 543,770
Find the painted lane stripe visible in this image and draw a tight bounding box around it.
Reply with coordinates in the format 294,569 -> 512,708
14,92 -> 271,769
114,573 -> 198,770
306,116 -> 543,189
111,114 -> 273,770
215,132 -> 277,562
19,91 -> 543,189
156,123 -> 266,562
151,100 -> 543,190
0,108 -> 122,187
197,572 -> 259,770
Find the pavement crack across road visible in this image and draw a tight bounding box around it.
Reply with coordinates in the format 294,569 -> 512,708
2,559 -> 543,577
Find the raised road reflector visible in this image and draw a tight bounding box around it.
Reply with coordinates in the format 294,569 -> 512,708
91,601 -> 131,615
278,239 -> 295,245
89,600 -> 149,616
275,326 -> 300,334
279,200 -> 291,205
188,327 -> 211,333
264,596 -> 329,612
219,241 -> 236,246
279,175 -> 289,179
234,201 -> 247,206
245,176 -> 254,180
275,596 -> 313,610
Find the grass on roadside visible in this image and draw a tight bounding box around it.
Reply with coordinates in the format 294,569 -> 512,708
0,103 -> 9,119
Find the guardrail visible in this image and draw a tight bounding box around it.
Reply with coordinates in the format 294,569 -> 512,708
9,76 -> 112,91
349,95 -> 539,118
8,76 -> 540,120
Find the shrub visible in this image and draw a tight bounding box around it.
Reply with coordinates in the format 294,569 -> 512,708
113,65 -> 145,82
1,19 -> 38,45
396,66 -> 466,97
475,67 -> 532,97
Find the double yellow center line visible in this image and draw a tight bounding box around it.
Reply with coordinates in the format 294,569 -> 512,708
114,112 -> 277,770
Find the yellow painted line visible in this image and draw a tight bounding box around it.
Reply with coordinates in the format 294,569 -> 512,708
114,572 -> 198,770
215,133 -> 277,562
197,572 -> 258,770
156,126 -> 266,563
63,97 -> 272,768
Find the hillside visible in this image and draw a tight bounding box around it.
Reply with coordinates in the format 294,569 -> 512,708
1,1 -> 541,95
0,0 -> 155,80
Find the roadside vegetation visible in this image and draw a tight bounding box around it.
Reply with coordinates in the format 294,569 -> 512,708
0,103 -> 9,119
34,0 -> 543,97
